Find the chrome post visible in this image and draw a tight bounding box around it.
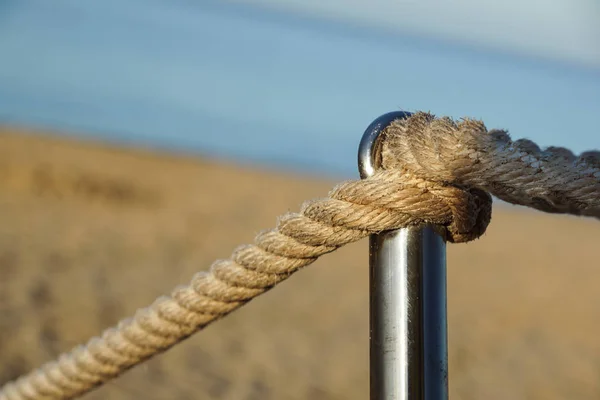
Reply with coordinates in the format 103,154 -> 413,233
359,112 -> 448,400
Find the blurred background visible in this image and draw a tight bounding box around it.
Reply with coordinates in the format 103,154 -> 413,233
0,1 -> 599,399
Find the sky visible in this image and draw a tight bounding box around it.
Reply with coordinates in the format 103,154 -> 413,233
233,0 -> 600,69
0,0 -> 598,178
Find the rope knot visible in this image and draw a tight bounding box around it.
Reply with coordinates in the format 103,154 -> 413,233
434,185 -> 492,243
351,110 -> 496,243
327,169 -> 492,244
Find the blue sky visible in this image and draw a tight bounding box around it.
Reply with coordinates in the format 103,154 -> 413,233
234,0 -> 600,69
0,0 -> 598,178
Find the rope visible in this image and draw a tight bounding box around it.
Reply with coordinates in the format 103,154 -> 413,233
1,112 -> 598,400
380,113 -> 600,218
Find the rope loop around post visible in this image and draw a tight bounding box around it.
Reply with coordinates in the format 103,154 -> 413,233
1,111 -> 598,400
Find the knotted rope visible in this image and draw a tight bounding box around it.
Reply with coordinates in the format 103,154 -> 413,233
1,112 -> 598,400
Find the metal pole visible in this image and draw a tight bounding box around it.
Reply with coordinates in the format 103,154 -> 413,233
358,112 -> 449,400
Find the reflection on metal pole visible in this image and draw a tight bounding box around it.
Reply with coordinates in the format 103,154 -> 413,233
358,112 -> 449,400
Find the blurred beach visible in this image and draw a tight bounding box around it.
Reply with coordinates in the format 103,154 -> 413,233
1,129 -> 599,399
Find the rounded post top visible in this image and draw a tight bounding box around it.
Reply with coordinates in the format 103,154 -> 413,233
358,111 -> 412,179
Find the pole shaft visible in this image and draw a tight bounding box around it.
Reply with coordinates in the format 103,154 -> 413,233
369,226 -> 448,400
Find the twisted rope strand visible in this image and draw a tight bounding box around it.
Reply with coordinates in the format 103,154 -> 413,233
381,113 -> 600,217
2,112 -> 598,400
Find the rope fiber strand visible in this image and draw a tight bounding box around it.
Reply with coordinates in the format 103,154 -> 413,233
2,112 -> 598,400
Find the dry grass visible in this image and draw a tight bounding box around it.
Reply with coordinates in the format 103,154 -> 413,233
0,128 -> 599,400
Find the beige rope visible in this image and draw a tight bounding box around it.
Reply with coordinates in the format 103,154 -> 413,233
380,113 -> 600,218
1,112 -> 598,400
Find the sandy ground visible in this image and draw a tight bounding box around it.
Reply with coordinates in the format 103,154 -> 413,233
0,128 -> 599,400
